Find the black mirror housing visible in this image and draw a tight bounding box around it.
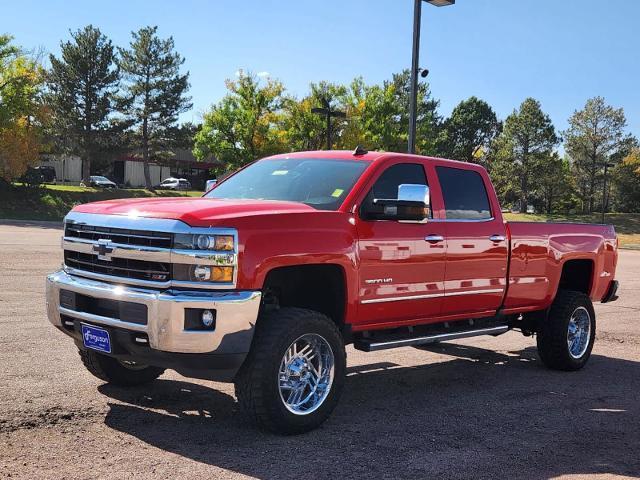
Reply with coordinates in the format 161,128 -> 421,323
368,199 -> 429,221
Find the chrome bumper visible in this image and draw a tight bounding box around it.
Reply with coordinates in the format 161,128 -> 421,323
46,270 -> 261,355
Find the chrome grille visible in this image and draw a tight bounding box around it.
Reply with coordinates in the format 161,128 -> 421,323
64,250 -> 171,282
64,224 -> 172,249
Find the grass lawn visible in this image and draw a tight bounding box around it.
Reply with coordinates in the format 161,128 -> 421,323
0,183 -> 203,221
504,212 -> 640,248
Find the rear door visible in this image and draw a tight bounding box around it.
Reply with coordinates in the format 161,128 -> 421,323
435,165 -> 508,317
355,161 -> 446,326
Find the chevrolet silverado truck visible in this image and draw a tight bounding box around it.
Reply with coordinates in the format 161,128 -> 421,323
46,149 -> 619,434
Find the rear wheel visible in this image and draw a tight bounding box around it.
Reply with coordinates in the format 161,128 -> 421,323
79,349 -> 165,386
537,290 -> 596,371
234,307 -> 346,435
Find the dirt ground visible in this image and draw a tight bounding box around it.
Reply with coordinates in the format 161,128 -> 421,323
1,222 -> 638,480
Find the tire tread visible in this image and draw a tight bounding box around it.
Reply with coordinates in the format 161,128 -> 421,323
537,289 -> 595,371
235,307 -> 345,434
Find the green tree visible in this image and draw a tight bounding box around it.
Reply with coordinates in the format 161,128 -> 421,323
436,96 -> 501,163
340,71 -> 440,153
491,98 -> 558,212
193,71 -> 286,172
47,25 -> 119,183
282,80 -> 348,151
118,26 -> 192,188
538,154 -> 576,214
0,34 -> 47,182
612,147 -> 640,212
564,97 -> 632,213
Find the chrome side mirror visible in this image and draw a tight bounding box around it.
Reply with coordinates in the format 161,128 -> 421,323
398,184 -> 429,206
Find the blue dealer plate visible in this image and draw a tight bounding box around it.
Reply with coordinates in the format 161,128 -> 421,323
81,324 -> 111,354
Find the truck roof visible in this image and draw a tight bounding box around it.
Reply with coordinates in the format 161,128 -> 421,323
266,149 -> 482,170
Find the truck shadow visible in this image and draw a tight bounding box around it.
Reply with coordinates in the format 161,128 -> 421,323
99,344 -> 640,479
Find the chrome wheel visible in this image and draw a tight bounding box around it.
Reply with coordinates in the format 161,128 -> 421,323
567,306 -> 591,359
278,333 -> 335,415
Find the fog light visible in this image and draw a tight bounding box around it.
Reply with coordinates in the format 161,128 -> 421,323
201,310 -> 215,327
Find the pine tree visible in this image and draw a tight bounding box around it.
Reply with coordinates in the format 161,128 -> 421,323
491,98 -> 558,212
47,25 -> 119,182
118,26 -> 191,189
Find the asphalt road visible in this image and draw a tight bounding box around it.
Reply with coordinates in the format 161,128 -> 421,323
1,222 -> 639,480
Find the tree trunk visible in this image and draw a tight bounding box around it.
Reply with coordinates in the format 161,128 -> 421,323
81,154 -> 91,185
142,117 -> 153,190
588,169 -> 595,214
81,131 -> 91,185
519,165 -> 527,213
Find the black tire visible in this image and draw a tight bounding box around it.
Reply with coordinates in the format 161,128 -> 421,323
537,290 -> 596,371
79,349 -> 165,386
234,307 -> 346,435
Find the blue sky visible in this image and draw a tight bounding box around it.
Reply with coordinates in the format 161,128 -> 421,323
4,0 -> 640,140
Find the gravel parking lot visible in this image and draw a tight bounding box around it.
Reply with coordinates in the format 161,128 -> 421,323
1,222 -> 638,480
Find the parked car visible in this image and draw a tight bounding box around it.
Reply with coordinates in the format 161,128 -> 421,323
20,166 -> 57,185
84,176 -> 117,189
46,150 -> 619,434
156,177 -> 191,191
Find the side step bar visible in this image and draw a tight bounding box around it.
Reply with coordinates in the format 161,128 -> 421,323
354,325 -> 509,352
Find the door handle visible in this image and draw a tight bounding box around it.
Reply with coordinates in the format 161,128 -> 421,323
425,234 -> 444,243
489,234 -> 506,242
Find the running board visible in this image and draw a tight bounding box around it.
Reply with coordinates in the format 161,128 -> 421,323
354,325 -> 510,352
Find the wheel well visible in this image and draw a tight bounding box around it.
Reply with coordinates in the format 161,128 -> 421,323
558,259 -> 593,296
261,264 -> 347,327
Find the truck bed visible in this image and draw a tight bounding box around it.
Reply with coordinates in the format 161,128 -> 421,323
502,221 -> 618,314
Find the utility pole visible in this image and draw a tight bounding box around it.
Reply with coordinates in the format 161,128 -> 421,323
311,98 -> 346,150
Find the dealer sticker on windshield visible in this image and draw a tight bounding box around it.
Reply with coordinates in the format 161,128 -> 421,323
81,324 -> 111,354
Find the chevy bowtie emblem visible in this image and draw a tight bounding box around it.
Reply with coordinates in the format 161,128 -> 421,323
93,239 -> 115,261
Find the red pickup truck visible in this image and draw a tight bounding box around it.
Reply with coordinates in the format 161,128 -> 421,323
46,150 -> 619,434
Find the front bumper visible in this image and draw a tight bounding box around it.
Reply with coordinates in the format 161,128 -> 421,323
46,270 -> 261,381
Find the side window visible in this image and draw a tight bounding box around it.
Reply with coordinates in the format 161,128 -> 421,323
361,163 -> 428,218
436,166 -> 492,220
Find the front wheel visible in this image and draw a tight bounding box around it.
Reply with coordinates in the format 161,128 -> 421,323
234,307 -> 346,435
537,290 -> 596,371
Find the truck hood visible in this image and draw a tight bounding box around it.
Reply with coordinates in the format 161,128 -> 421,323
72,197 -> 318,226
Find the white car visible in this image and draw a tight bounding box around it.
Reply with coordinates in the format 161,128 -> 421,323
157,177 -> 191,191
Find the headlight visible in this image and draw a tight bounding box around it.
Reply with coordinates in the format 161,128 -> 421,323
174,233 -> 235,251
174,264 -> 234,283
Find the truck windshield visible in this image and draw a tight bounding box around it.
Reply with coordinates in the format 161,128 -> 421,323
205,158 -> 368,210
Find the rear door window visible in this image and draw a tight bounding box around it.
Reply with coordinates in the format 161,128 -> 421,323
436,167 -> 492,220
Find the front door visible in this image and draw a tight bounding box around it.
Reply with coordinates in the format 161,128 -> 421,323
355,161 -> 446,327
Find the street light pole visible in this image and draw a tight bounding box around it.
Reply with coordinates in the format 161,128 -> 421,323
408,0 -> 422,154
311,98 -> 346,150
408,0 -> 454,154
